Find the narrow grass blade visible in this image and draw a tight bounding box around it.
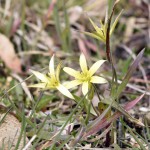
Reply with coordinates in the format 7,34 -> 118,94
49,95 -> 86,149
116,49 -> 145,98
103,94 -> 145,126
83,94 -> 144,137
15,105 -> 26,150
126,125 -> 147,150
110,10 -> 123,35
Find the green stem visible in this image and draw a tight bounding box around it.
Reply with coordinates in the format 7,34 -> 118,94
50,96 -> 85,149
106,1 -> 118,98
85,100 -> 91,125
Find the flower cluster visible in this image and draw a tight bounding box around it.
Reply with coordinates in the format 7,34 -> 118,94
29,54 -> 107,99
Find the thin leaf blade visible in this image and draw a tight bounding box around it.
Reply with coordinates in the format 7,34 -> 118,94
84,94 -> 144,137
116,49 -> 145,98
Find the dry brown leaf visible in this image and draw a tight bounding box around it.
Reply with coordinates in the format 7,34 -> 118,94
123,17 -> 136,43
68,6 -> 83,24
0,112 -> 30,150
77,37 -> 89,57
0,33 -> 22,73
145,112 -> 150,126
84,0 -> 107,18
25,22 -> 54,50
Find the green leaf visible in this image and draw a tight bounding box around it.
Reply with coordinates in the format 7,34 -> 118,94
112,144 -> 122,150
84,94 -> 144,137
102,94 -> 145,126
36,95 -> 56,112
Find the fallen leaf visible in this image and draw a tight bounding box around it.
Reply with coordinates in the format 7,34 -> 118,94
0,109 -> 30,150
0,33 -> 22,73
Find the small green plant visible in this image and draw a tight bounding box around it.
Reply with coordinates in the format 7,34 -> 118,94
28,0 -> 145,147
0,0 -> 147,149
83,10 -> 122,43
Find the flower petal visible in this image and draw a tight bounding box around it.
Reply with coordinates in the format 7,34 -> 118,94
30,69 -> 49,83
28,83 -> 47,88
82,81 -> 88,95
100,20 -> 106,39
64,80 -> 82,89
49,55 -> 55,77
57,84 -> 74,99
80,53 -> 87,73
89,18 -> 105,42
90,76 -> 108,84
89,17 -> 101,34
56,62 -> 62,81
89,60 -> 106,76
80,31 -> 105,43
63,67 -> 81,78
110,10 -> 122,36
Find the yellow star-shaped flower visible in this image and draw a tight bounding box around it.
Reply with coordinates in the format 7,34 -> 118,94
29,55 -> 74,99
83,12 -> 122,43
63,53 -> 107,96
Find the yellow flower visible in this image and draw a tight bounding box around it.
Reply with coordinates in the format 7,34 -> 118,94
83,12 -> 122,43
29,55 -> 74,99
63,53 -> 107,96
